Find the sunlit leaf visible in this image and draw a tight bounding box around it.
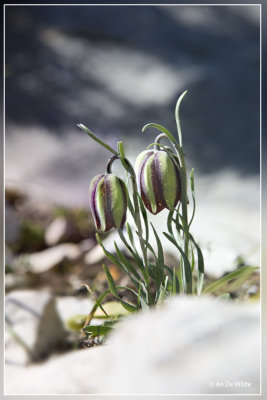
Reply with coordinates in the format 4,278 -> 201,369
201,266 -> 259,295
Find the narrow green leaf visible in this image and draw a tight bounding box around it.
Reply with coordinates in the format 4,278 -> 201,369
142,123 -> 177,146
188,234 -> 204,294
163,264 -> 180,294
189,168 -> 196,228
202,266 -> 259,295
139,296 -> 149,310
82,283 -> 109,318
173,215 -> 205,293
163,232 -> 192,294
96,234 -> 136,285
167,209 -> 175,237
103,264 -> 119,298
102,265 -> 138,312
83,289 -> 112,328
174,205 -> 181,237
119,300 -> 138,313
126,222 -> 135,249
114,241 -> 141,282
197,273 -> 204,296
157,276 -> 169,304
147,142 -> 174,153
223,272 -> 257,293
93,301 -> 130,318
151,223 -> 164,266
116,285 -> 141,300
118,229 -> 145,272
172,266 -> 177,294
175,212 -> 189,240
146,242 -> 156,256
190,243 -> 195,272
78,124 -> 117,155
137,193 -> 149,244
83,324 -> 113,337
126,192 -> 135,219
96,233 -> 121,266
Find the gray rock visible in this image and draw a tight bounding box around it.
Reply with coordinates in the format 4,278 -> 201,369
44,216 -> 68,246
84,244 -> 104,265
4,296 -> 260,394
28,243 -> 81,273
78,238 -> 95,253
5,290 -> 67,365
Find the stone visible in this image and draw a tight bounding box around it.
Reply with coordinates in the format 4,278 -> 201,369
5,345 -> 105,395
28,243 -> 81,273
84,244 -> 104,265
44,216 -> 68,246
78,238 -> 95,253
4,296 -> 260,395
5,290 -> 67,365
102,296 -> 260,395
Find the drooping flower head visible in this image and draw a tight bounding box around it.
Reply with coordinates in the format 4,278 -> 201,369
135,149 -> 181,215
89,173 -> 128,232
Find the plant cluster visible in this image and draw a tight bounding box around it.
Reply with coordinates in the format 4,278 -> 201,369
78,91 -> 258,322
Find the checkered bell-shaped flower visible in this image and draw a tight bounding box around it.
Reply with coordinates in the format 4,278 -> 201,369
135,150 -> 181,215
89,174 -> 128,232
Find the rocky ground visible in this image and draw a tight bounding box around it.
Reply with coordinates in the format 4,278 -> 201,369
5,186 -> 260,395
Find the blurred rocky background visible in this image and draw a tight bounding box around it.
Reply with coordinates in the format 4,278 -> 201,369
5,5 -> 260,275
5,4 -> 260,395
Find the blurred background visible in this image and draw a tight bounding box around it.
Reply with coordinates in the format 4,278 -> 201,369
4,4 -> 261,396
5,4 -> 260,277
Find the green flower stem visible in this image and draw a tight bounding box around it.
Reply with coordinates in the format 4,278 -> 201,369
117,142 -> 151,305
154,133 -> 169,150
144,120 -> 190,294
106,155 -> 119,174
174,91 -> 190,293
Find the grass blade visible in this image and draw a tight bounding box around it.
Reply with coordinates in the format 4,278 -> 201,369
151,223 -> 164,266
163,264 -> 180,294
126,222 -> 136,250
188,168 -> 196,228
118,229 -> 145,272
167,209 -> 175,237
102,265 -> 138,312
163,232 -> 192,294
114,241 -> 141,282
201,266 -> 259,295
137,192 -> 149,244
83,325 -> 113,338
126,191 -> 135,219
